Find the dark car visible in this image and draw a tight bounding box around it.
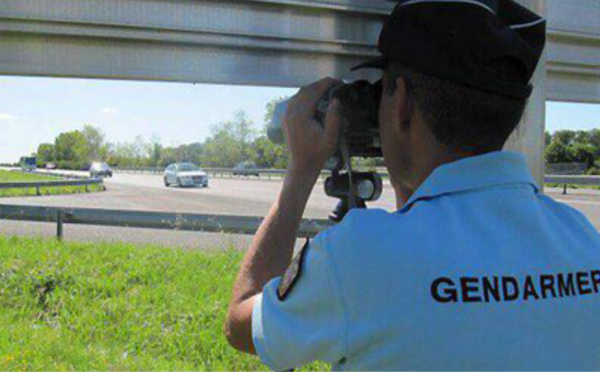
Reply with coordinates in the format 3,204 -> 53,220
233,162 -> 260,177
90,162 -> 113,178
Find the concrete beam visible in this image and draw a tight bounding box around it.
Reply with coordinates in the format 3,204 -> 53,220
505,0 -> 547,186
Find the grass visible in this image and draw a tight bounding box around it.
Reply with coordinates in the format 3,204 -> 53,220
0,170 -> 60,183
0,170 -> 104,198
0,236 -> 328,371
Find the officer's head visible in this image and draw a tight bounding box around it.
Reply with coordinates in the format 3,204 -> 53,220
378,60 -> 529,192
354,0 -> 546,198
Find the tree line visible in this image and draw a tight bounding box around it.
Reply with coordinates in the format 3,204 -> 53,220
28,95 -> 600,174
34,100 -> 290,170
544,129 -> 600,175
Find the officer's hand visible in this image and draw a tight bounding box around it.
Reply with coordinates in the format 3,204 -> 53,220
284,78 -> 342,176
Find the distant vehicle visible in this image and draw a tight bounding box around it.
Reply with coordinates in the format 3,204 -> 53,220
164,163 -> 209,188
19,156 -> 37,172
233,161 -> 260,177
90,162 -> 113,178
45,163 -> 57,170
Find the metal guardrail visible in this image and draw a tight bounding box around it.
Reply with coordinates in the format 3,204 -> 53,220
0,204 -> 334,240
205,168 -> 290,178
545,175 -> 600,195
545,163 -> 588,176
112,166 -> 166,174
0,175 -> 597,241
0,178 -> 103,195
112,166 -> 388,178
112,166 -> 325,180
113,166 -> 287,175
28,170 -> 88,179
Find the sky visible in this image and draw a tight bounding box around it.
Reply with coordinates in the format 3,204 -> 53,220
1,76 -> 599,163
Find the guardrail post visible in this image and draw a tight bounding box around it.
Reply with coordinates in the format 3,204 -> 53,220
563,184 -> 568,195
56,210 -> 64,241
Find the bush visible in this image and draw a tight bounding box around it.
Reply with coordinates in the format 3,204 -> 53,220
55,160 -> 90,171
545,141 -> 574,164
587,167 -> 600,176
571,143 -> 597,168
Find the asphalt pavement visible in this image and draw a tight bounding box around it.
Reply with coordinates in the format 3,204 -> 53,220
1,172 -> 599,250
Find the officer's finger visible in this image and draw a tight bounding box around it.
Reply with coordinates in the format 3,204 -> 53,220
297,78 -> 340,108
323,99 -> 342,146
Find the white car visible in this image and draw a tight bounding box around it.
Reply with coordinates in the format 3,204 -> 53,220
164,163 -> 209,188
90,162 -> 113,178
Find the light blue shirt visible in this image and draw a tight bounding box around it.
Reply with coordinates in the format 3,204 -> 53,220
252,151 -> 600,371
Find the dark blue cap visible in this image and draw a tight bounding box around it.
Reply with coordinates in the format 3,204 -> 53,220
352,0 -> 546,99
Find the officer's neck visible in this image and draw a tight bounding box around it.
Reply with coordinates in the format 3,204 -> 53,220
395,122 -> 467,209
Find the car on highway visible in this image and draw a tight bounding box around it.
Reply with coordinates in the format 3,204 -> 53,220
90,162 -> 113,178
164,163 -> 209,188
45,162 -> 57,170
233,161 -> 260,177
19,156 -> 37,172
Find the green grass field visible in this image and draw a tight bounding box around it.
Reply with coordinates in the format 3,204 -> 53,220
0,236 -> 327,371
0,170 -> 62,183
0,170 -> 104,197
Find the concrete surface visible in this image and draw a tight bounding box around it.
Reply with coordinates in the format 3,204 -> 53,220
1,173 -> 599,250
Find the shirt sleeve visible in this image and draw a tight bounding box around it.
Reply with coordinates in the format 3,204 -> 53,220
252,234 -> 348,371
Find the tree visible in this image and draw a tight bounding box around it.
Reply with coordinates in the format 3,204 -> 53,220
231,110 -> 255,160
54,130 -> 88,169
202,124 -> 242,167
544,131 -> 552,149
36,143 -> 55,166
264,97 -> 289,125
545,141 -> 574,164
180,143 -> 203,164
571,143 -> 597,168
109,141 -> 140,167
147,134 -> 163,166
259,97 -> 291,169
251,135 -> 289,168
589,129 -> 600,157
574,130 -> 591,145
158,147 -> 177,167
82,125 -> 106,162
552,130 -> 577,146
201,110 -> 256,167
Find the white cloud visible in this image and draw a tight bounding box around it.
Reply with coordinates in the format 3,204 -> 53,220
100,107 -> 118,115
0,113 -> 17,122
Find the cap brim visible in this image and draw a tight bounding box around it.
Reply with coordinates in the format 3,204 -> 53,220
350,57 -> 388,71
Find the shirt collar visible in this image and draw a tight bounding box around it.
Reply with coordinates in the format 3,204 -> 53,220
400,151 -> 539,212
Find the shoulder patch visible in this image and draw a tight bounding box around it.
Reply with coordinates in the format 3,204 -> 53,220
277,238 -> 310,301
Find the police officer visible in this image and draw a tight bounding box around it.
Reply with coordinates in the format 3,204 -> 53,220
226,0 -> 600,370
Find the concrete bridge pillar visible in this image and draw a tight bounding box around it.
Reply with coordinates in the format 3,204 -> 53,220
504,0 -> 548,187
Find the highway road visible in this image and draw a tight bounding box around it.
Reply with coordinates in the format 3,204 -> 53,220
1,172 -> 600,249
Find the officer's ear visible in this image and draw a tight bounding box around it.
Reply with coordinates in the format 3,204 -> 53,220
390,77 -> 414,131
